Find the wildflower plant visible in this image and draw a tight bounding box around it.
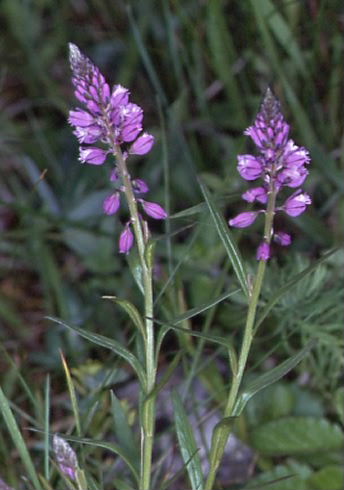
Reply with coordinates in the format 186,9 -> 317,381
67,43 -> 167,490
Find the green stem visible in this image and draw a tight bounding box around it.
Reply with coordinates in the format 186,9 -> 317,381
204,186 -> 277,490
115,147 -> 156,490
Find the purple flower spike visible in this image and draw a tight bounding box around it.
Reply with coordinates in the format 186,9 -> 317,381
53,434 -> 78,481
229,211 -> 259,228
103,192 -> 120,215
140,200 -> 168,219
119,223 -> 134,254
256,242 -> 270,261
274,231 -> 292,246
283,191 -> 311,217
130,133 -> 155,155
237,155 -> 263,180
228,87 -> 311,258
79,147 -> 107,165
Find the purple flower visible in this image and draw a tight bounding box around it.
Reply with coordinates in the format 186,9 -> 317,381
130,133 -> 155,155
53,434 -> 78,481
237,155 -> 263,180
283,191 -> 311,217
242,186 -> 268,204
133,179 -> 149,194
140,200 -> 168,219
119,223 -> 134,254
103,192 -> 120,215
228,211 -> 259,228
79,147 -> 108,165
274,231 -> 292,246
228,88 -> 311,259
256,242 -> 270,261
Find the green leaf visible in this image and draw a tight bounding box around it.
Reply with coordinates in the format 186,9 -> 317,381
47,317 -> 146,390
103,296 -> 146,341
199,180 -> 249,299
307,465 -> 344,490
110,391 -> 139,469
127,250 -> 144,294
168,289 -> 240,325
251,417 -> 344,455
172,391 -> 203,490
255,248 -> 338,331
233,340 -> 316,416
0,387 -> 42,490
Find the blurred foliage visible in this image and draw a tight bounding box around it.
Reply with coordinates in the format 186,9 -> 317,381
0,0 -> 343,489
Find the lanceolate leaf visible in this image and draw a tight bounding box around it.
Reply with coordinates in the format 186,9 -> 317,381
47,317 -> 146,390
102,296 -> 146,340
172,391 -> 203,490
199,180 -> 249,299
255,248 -> 338,331
168,289 -> 240,325
233,339 -> 316,416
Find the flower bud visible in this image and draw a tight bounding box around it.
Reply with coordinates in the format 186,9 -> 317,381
103,193 -> 120,215
256,242 -> 270,261
130,133 -> 155,155
79,147 -> 107,165
119,224 -> 134,254
228,211 -> 258,228
140,200 -> 167,219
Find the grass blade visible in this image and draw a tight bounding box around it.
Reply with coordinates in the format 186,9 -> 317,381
0,387 -> 42,490
172,391 -> 203,490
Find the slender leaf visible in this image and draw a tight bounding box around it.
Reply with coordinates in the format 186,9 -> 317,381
47,317 -> 146,390
233,339 -> 316,416
0,387 -> 42,490
172,391 -> 203,490
44,374 -> 50,480
60,352 -> 82,435
168,289 -> 240,325
199,180 -> 249,298
255,249 -> 338,331
103,296 -> 146,340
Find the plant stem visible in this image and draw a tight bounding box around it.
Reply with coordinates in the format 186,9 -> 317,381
204,186 -> 277,490
115,146 -> 156,490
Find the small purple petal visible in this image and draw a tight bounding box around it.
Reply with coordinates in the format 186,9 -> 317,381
130,133 -> 155,155
283,140 -> 310,167
73,124 -> 103,144
119,224 -> 134,254
283,191 -> 312,217
79,147 -> 107,165
237,155 -> 263,180
274,231 -> 292,246
121,123 -> 142,142
277,166 -> 308,188
140,200 -> 167,219
242,186 -> 268,204
133,179 -> 149,194
228,211 -> 259,228
256,242 -> 270,261
103,193 -> 120,215
68,109 -> 95,127
111,84 -> 130,107
110,168 -> 120,182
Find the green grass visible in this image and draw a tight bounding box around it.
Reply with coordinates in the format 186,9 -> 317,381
0,1 -> 343,489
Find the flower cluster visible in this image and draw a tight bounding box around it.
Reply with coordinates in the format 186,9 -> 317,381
53,434 -> 78,480
68,43 -> 167,253
229,88 -> 311,260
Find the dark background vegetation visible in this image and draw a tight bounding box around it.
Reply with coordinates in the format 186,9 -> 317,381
0,1 -> 343,489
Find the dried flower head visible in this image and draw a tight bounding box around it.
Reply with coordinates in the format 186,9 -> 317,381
53,434 -> 78,480
229,88 -> 311,259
